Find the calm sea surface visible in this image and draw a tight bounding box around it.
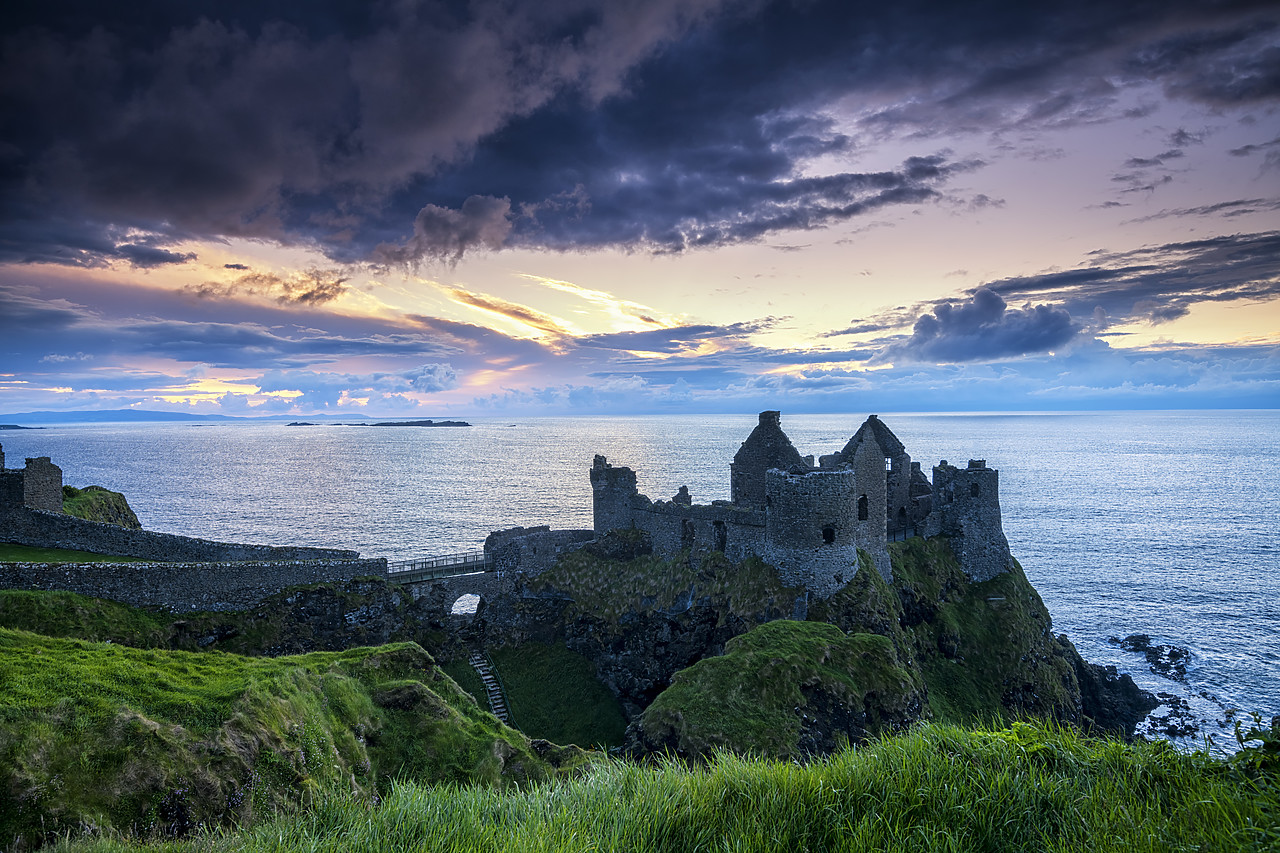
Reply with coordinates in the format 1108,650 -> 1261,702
3,411 -> 1277,737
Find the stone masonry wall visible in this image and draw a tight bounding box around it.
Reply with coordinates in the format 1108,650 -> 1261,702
591,455 -> 639,534
21,457 -> 63,513
0,557 -> 387,612
0,506 -> 360,562
485,526 -> 595,578
0,472 -> 23,509
627,497 -> 766,563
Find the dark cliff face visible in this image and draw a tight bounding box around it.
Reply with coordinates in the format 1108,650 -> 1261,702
502,534 -> 1157,757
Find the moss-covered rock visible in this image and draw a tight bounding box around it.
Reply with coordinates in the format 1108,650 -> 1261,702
62,484 -> 141,528
626,620 -> 924,760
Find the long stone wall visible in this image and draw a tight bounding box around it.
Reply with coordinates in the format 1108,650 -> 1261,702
0,557 -> 387,612
0,506 -> 359,562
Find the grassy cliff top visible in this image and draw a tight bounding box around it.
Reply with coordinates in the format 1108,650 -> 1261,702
61,485 -> 141,529
0,631 -> 577,850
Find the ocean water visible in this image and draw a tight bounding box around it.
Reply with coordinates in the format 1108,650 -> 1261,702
2,411 -> 1277,739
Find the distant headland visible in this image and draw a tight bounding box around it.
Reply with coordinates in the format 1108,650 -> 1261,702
287,419 -> 471,427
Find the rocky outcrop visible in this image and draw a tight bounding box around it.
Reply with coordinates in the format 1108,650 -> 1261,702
1110,634 -> 1192,681
61,484 -> 141,528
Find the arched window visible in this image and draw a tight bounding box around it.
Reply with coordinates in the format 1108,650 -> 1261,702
822,525 -> 836,545
970,483 -> 980,498
857,494 -> 868,521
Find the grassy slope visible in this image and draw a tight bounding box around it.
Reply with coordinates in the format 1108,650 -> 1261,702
0,631 -> 571,851
0,544 -> 136,563
488,643 -> 627,749
812,537 -> 1080,726
47,722 -> 1280,853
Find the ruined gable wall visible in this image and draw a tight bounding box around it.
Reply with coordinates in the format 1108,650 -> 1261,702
730,411 -> 806,510
849,436 -> 889,578
21,457 -> 63,513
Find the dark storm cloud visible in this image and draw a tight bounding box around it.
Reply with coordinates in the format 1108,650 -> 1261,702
983,231 -> 1280,324
576,320 -> 776,354
1127,198 -> 1280,222
3,0 -> 1277,265
884,288 -> 1081,363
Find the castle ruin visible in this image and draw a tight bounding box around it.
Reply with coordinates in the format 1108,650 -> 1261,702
0,444 -> 64,514
589,412 -> 1012,597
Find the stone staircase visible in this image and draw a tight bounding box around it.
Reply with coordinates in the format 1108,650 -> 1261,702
467,650 -> 511,725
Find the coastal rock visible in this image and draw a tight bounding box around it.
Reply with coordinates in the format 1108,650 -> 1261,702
1141,693 -> 1200,739
1071,657 -> 1160,735
1110,634 -> 1191,681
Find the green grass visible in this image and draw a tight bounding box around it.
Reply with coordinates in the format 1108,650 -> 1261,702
43,721 -> 1280,853
0,590 -> 173,646
61,485 -> 140,528
0,631 -> 564,850
489,642 -> 628,749
0,543 -> 136,563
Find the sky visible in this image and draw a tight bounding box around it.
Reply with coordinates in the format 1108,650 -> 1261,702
1,0 -> 1278,417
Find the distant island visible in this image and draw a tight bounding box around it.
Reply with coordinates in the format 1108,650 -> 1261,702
287,419 -> 471,427
0,425 -> 40,430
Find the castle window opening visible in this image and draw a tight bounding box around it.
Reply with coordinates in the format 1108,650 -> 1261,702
714,520 -> 727,552
885,458 -> 892,471
858,494 -> 868,521
970,483 -> 980,497
681,519 -> 695,549
822,525 -> 836,545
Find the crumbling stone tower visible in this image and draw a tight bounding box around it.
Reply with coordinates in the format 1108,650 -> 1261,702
763,468 -> 863,597
590,454 -> 639,534
926,459 -> 1011,581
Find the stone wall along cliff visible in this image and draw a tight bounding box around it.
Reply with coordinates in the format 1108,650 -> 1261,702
0,557 -> 388,612
0,506 -> 360,562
